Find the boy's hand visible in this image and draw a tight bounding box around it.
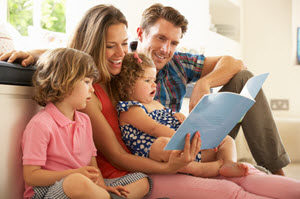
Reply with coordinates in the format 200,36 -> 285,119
76,166 -> 100,183
105,185 -> 129,198
173,112 -> 186,123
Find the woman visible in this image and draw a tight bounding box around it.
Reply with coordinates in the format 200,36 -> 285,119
1,4 -> 299,199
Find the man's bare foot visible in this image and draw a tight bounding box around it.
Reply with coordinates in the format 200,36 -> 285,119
219,162 -> 249,177
272,168 -> 285,176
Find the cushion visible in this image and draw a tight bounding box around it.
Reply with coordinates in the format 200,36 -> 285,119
0,61 -> 36,86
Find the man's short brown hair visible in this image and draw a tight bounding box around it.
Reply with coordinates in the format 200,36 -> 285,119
140,3 -> 188,37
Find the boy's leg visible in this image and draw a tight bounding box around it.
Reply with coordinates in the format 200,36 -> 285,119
123,177 -> 150,199
63,173 -> 110,199
105,173 -> 151,199
220,70 -> 290,174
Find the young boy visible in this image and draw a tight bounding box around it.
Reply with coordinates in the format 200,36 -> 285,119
22,48 -> 128,199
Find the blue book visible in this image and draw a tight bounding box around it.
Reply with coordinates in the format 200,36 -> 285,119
164,73 -> 269,150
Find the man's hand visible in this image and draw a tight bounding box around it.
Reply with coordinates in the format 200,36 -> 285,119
189,78 -> 211,112
0,50 -> 35,66
173,112 -> 186,123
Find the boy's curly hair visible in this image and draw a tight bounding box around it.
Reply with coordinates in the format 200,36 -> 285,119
111,53 -> 155,102
33,48 -> 99,106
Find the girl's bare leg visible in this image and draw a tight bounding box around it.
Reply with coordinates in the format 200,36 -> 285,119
216,136 -> 248,177
202,136 -> 248,177
149,137 -> 172,162
150,137 -> 222,177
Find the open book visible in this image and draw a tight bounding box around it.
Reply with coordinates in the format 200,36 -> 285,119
164,73 -> 269,150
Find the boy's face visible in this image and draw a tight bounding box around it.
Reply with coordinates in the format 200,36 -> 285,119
130,67 -> 157,104
65,77 -> 94,110
138,18 -> 182,71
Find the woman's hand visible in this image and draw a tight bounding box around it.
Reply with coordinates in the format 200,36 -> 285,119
167,132 -> 201,173
0,50 -> 35,66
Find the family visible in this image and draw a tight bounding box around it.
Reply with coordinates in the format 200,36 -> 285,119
1,3 -> 300,199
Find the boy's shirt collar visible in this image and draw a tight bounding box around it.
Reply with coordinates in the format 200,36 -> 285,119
45,102 -> 84,127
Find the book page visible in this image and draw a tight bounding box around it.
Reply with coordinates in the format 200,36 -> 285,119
164,73 -> 269,150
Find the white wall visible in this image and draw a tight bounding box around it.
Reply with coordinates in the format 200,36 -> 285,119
242,0 -> 300,118
66,0 -> 299,117
66,0 -> 241,57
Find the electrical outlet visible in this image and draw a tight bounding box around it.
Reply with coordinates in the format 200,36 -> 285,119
270,99 -> 289,110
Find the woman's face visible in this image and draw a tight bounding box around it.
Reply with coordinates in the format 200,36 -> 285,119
105,23 -> 128,75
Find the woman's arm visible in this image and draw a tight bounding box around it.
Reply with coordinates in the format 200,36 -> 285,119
82,93 -> 200,174
119,106 -> 175,137
23,165 -> 99,187
0,49 -> 47,66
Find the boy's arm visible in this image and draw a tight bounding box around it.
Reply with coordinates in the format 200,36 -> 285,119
119,106 -> 175,138
23,165 -> 100,187
89,157 -> 106,187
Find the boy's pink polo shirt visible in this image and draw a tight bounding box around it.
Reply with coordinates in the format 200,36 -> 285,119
22,103 -> 97,198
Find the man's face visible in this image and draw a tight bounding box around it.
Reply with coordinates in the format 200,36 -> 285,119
138,18 -> 182,71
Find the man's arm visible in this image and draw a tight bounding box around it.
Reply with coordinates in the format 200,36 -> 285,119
0,49 -> 47,66
189,56 -> 246,111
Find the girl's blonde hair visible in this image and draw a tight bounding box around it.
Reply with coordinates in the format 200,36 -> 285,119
111,53 -> 155,101
33,48 -> 99,106
68,4 -> 128,84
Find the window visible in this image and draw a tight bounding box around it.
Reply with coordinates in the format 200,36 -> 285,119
7,0 -> 66,36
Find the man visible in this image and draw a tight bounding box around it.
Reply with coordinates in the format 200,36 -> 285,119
135,3 -> 290,175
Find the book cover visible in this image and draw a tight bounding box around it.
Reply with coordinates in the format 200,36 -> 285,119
164,73 -> 269,150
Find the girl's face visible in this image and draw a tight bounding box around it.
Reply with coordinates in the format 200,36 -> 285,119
106,23 -> 128,75
64,77 -> 94,110
130,67 -> 157,104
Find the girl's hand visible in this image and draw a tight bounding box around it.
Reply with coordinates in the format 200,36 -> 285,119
105,185 -> 130,198
173,112 -> 186,123
0,50 -> 34,66
76,166 -> 100,183
167,132 -> 201,173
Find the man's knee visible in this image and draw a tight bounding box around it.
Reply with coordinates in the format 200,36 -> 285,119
231,70 -> 253,82
221,70 -> 254,93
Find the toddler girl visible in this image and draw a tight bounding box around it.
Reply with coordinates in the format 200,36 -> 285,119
112,53 -> 248,178
22,48 -> 128,199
